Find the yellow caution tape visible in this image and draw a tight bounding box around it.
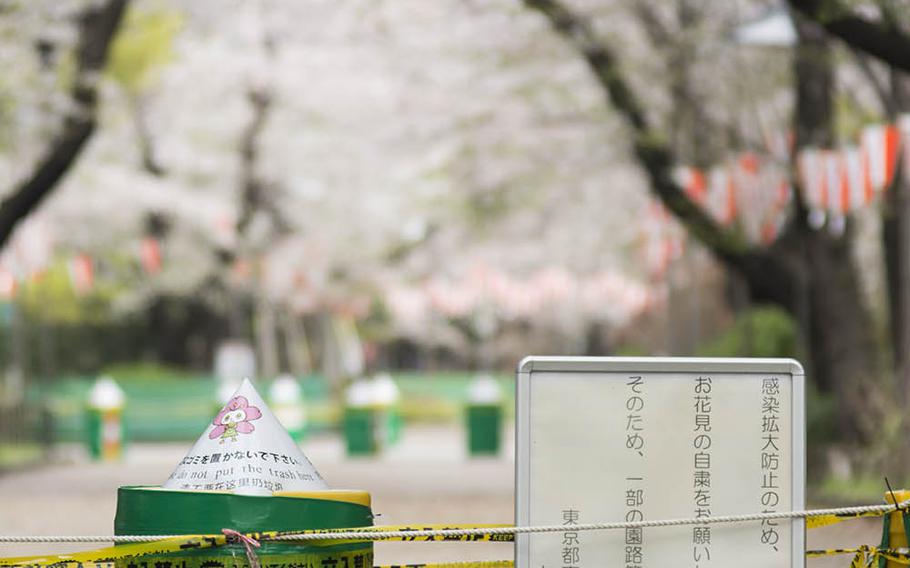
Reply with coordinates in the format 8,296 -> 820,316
0,525 -> 512,568
808,546 -> 910,566
3,548 -> 373,568
0,535 -> 230,567
1,564 -> 114,568
806,508 -> 892,529
1,562 -> 513,568
376,563 -> 513,568
3,512 -> 903,568
270,524 -> 515,545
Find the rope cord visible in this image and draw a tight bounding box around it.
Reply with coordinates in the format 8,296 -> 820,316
2,499 -> 908,544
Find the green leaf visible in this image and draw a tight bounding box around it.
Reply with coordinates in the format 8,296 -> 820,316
106,6 -> 183,94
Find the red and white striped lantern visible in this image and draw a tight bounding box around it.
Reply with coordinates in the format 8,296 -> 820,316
0,266 -> 16,300
706,167 -> 738,225
823,150 -> 843,212
677,166 -> 707,204
840,148 -> 866,213
861,123 -> 899,193
140,237 -> 162,275
797,149 -> 827,211
898,114 -> 910,183
69,254 -> 94,295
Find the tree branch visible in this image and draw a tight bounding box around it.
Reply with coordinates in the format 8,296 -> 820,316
0,0 -> 129,248
233,84 -> 292,253
851,48 -> 897,118
524,0 -> 795,306
237,87 -> 274,236
630,3 -> 673,51
787,0 -> 910,73
129,93 -> 166,176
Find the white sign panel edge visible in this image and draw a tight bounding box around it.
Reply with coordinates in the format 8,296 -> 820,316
514,356 -> 806,568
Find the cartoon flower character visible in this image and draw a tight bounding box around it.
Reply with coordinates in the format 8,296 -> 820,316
209,395 -> 262,443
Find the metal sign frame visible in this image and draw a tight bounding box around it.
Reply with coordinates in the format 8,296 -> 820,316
515,356 -> 806,568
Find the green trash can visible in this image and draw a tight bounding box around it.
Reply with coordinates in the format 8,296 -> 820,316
344,407 -> 379,455
372,373 -> 402,445
344,380 -> 380,456
115,487 -> 374,567
465,375 -> 502,456
385,406 -> 403,444
85,377 -> 125,461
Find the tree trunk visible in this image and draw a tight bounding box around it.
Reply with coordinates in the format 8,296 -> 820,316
282,311 -> 312,376
883,69 -> 910,471
884,180 -> 907,369
129,94 -> 166,176
884,70 -> 910,375
801,227 -> 886,446
791,16 -> 886,453
886,173 -> 910,472
787,0 -> 910,74
255,296 -> 279,379
793,16 -> 834,149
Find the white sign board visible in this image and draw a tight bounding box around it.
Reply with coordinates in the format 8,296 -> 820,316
515,357 -> 805,568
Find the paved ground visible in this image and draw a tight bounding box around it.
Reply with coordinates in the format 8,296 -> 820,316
0,425 -> 885,566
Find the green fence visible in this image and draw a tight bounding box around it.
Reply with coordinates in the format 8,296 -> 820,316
393,372 -> 514,421
0,401 -> 54,470
23,372 -> 514,443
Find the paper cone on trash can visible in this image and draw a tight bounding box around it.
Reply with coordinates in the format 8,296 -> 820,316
163,378 -> 328,495
117,378 -> 374,567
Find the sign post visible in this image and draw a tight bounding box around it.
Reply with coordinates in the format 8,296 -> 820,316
515,357 -> 805,568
